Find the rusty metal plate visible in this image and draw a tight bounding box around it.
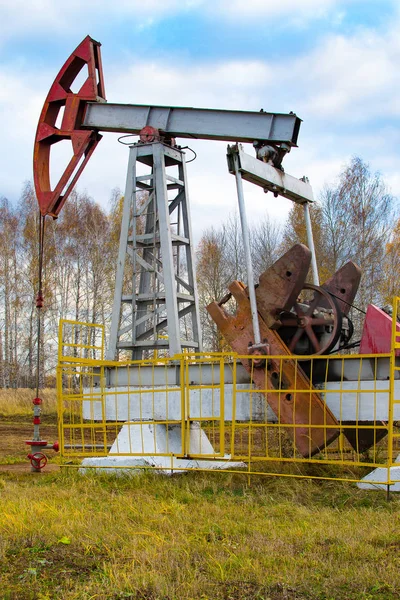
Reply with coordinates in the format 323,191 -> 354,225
320,261 -> 361,316
254,244 -> 311,328
207,281 -> 339,457
341,421 -> 388,454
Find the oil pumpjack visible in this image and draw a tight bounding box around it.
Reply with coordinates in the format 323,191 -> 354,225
31,36 -> 400,487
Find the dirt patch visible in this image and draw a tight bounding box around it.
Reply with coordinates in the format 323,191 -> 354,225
0,462 -> 59,473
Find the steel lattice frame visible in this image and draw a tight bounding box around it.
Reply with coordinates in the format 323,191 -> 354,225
107,142 -> 202,360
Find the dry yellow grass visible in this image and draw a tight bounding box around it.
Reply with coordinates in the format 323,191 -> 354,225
0,467 -> 399,600
0,395 -> 399,599
0,388 -> 57,418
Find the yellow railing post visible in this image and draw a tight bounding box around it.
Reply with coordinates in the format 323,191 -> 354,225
56,364 -> 64,457
180,353 -> 187,457
219,356 -> 225,457
388,297 -> 400,479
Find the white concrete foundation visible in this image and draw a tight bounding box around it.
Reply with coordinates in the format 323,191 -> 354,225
357,454 -> 400,492
319,380 -> 398,421
79,379 -> 400,483
80,422 -> 245,475
83,380 -> 400,423
82,384 -> 275,422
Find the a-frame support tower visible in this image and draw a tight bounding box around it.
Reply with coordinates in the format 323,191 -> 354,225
106,142 -> 202,360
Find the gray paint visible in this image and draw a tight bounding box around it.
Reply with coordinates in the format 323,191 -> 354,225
83,103 -> 301,144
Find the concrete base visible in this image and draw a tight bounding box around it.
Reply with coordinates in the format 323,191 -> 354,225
357,454 -> 400,491
82,384 -> 272,422
80,455 -> 245,475
80,422 -> 245,475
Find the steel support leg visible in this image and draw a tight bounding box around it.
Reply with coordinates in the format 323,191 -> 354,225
303,201 -> 320,286
233,154 -> 261,346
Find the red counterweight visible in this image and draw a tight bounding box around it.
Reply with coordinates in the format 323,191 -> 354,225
33,35 -> 106,218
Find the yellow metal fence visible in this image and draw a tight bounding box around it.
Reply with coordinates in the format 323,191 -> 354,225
56,300 -> 400,485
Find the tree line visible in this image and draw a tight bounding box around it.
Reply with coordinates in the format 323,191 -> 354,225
0,157 -> 398,386
0,183 -> 122,387
197,157 -> 398,349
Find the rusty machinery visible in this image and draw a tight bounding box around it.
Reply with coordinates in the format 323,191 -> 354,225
31,36 -> 392,468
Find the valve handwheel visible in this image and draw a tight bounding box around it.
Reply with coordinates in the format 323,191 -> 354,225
28,452 -> 48,470
278,283 -> 342,357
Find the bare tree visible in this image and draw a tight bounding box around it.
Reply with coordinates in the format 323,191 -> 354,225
196,213 -> 282,351
251,217 -> 282,279
335,157 -> 393,308
196,227 -> 230,351
281,157 -> 395,306
379,219 -> 400,306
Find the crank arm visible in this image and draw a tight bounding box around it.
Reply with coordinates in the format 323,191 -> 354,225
207,281 -> 339,457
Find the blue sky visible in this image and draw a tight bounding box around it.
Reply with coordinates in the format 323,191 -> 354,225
0,0 -> 399,239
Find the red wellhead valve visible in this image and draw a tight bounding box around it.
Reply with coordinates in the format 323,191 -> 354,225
27,452 -> 48,470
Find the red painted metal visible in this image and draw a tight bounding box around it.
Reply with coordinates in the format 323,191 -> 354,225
36,293 -> 44,308
140,126 -> 160,143
360,304 -> 400,356
27,452 -> 48,470
33,35 -> 106,217
25,440 -> 59,452
25,440 -> 47,446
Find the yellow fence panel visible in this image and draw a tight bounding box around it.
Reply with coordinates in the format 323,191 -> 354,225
56,303 -> 400,486
58,319 -> 105,363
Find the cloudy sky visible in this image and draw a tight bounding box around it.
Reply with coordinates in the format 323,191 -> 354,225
0,0 -> 399,241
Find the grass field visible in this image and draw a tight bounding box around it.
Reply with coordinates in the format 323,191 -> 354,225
0,390 -> 399,600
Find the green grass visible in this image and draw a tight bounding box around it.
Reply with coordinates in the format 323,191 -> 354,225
0,468 -> 399,600
0,391 -> 398,600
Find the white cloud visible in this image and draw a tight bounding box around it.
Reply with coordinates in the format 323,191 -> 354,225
0,67 -> 49,199
109,60 -> 271,109
0,0 -> 366,39
102,9 -> 400,126
0,0 -> 185,35
1,6 -> 400,246
211,0 -> 339,19
292,29 -> 400,120
385,173 -> 400,199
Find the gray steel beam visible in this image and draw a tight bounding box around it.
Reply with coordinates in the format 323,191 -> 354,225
232,153 -> 261,346
227,144 -> 314,204
83,103 -> 301,145
303,201 -> 320,285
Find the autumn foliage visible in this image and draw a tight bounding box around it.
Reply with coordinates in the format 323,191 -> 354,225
0,157 -> 398,380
